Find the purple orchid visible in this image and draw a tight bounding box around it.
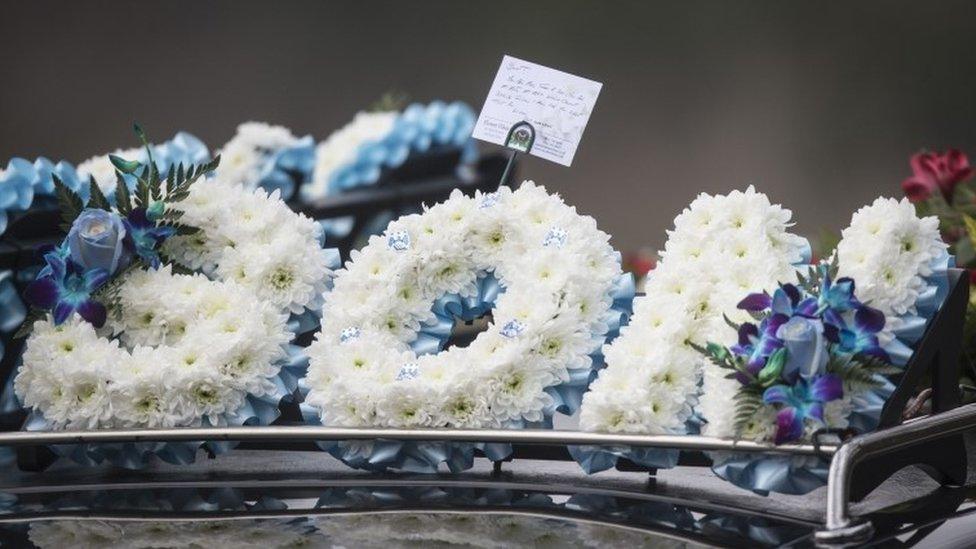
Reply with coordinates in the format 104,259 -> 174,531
763,374 -> 843,444
731,317 -> 787,379
24,248 -> 109,327
739,284 -> 819,319
834,305 -> 890,361
123,207 -> 176,268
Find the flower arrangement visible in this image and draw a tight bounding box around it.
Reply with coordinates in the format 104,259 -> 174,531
12,127 -> 338,464
701,195 -> 948,494
303,182 -> 633,471
214,121 -> 315,200
695,260 -> 899,444
575,187 -> 808,471
301,100 -> 478,202
0,132 -> 207,236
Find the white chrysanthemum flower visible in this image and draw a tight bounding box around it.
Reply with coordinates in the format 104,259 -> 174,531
305,182 -> 624,431
836,196 -> 946,317
215,121 -> 304,188
164,178 -> 334,314
16,266 -> 292,430
580,186 -> 808,438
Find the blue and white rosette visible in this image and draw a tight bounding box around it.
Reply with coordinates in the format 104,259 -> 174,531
710,252 -> 954,495
299,271 -> 635,473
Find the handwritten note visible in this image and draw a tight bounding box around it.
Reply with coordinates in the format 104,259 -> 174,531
472,55 -> 602,167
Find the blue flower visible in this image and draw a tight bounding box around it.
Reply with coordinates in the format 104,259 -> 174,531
763,374 -> 843,444
816,271 -> 858,313
24,250 -> 109,327
775,316 -> 828,382
123,208 -> 176,268
67,209 -> 131,275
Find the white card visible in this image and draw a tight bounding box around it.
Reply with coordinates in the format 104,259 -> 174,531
472,55 -> 602,167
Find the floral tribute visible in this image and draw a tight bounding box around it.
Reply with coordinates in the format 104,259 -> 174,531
303,182 -> 633,471
575,187 -> 808,471
695,261 -> 900,445
213,121 -> 315,200
13,127 -> 338,465
302,100 -> 478,202
0,132 -> 207,236
700,195 -> 947,494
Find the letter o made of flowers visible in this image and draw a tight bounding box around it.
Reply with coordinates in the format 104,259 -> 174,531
16,179 -> 337,459
304,182 -> 632,470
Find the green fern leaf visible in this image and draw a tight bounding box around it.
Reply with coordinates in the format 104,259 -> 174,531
53,175 -> 84,231
87,176 -> 111,211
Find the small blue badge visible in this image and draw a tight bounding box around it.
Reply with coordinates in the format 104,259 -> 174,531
499,319 -> 526,338
387,230 -> 411,251
479,192 -> 500,209
340,327 -> 361,343
396,362 -> 420,381
543,226 -> 568,248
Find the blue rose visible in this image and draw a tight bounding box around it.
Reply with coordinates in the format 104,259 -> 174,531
775,316 -> 828,382
67,209 -> 131,275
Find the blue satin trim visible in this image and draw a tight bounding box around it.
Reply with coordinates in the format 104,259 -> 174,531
710,253 -> 953,495
0,133 -> 209,236
21,332 -> 311,469
571,414 -> 701,475
299,102 -> 478,205
722,383 -> 892,497
409,273 -> 502,355
884,250 -> 953,365
312,269 -> 636,473
253,136 -> 316,201
303,102 -> 478,244
0,157 -> 85,235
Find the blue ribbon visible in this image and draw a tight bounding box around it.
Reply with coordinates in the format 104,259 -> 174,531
0,133 -> 209,236
312,269 -> 636,473
252,136 -> 316,201
21,326 -> 313,469
298,102 -> 479,243
307,101 -> 478,200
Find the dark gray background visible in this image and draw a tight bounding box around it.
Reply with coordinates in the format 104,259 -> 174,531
2,1 -> 974,253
